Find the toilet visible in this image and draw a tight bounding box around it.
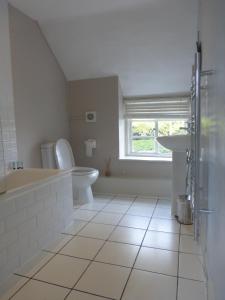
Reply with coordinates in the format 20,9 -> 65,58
41,139 -> 99,205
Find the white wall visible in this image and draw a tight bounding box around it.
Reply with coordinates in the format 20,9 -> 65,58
38,0 -> 197,96
69,76 -> 172,179
0,0 -> 17,181
9,6 -> 70,168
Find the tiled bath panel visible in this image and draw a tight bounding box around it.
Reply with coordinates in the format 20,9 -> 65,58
0,193 -> 207,300
0,173 -> 74,287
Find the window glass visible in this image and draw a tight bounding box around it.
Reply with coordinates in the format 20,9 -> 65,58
128,119 -> 187,157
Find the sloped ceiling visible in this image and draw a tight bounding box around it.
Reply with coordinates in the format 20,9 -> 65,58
9,0 -> 198,96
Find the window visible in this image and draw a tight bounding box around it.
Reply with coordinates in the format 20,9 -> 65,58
126,119 -> 187,157
121,94 -> 190,160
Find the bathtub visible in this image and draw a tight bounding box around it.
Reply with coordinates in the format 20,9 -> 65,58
0,168 -> 74,285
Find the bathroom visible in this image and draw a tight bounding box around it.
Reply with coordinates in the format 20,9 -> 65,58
0,0 -> 224,299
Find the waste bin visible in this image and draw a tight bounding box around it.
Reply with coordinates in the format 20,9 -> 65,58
177,195 -> 193,225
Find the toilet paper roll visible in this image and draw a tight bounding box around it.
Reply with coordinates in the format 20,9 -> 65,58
86,145 -> 93,157
85,139 -> 96,157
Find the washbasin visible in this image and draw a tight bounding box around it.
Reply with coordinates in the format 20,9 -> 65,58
157,135 -> 191,152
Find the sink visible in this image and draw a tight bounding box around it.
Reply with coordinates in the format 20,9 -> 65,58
157,135 -> 191,152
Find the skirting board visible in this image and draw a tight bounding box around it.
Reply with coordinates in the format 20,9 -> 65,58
93,176 -> 172,198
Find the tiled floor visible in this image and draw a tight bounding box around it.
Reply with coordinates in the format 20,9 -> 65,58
1,194 -> 207,300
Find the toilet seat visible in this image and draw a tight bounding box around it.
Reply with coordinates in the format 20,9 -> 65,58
73,167 -> 97,176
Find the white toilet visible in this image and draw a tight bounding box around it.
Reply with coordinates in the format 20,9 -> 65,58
41,139 -> 99,205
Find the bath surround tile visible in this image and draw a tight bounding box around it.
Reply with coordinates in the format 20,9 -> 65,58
0,275 -> 29,300
43,234 -> 73,253
15,252 -> 55,277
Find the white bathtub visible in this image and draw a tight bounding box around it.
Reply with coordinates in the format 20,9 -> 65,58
0,168 -> 74,285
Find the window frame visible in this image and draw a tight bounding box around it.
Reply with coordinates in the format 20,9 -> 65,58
125,118 -> 186,158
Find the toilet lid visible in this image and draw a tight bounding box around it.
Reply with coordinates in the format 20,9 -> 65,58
73,167 -> 98,176
55,139 -> 75,169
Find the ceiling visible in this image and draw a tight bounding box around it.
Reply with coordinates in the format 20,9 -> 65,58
9,0 -> 198,96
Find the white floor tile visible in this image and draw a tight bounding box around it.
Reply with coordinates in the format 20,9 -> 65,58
179,253 -> 205,281
178,278 -> 207,300
34,254 -> 89,288
149,218 -> 180,233
111,200 -> 133,205
94,194 -> 114,201
143,231 -> 179,251
75,262 -> 130,299
74,210 -> 98,221
109,226 -> 145,245
78,223 -> 115,240
79,202 -> 107,211
181,224 -> 194,236
119,215 -> 150,229
92,212 -> 123,225
135,197 -> 157,205
102,203 -> 130,214
11,280 -> 69,300
126,206 -> 154,217
67,290 -> 106,300
131,203 -> 155,210
180,235 -> 202,254
114,194 -> 136,201
157,199 -> 171,208
135,247 -> 178,276
60,236 -> 104,260
153,207 -> 175,219
95,241 -> 139,267
44,234 -> 73,252
63,220 -> 88,235
122,269 -> 177,300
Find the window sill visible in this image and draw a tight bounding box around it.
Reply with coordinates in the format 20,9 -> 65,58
119,156 -> 172,162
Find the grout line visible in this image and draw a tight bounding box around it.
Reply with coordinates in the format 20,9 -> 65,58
72,288 -> 114,299
10,197 -> 114,299
119,197 -> 159,300
64,195 -> 137,299
8,195 -> 194,300
62,226 -> 181,237
43,240 -> 184,254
